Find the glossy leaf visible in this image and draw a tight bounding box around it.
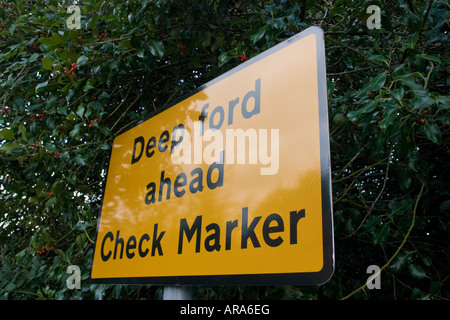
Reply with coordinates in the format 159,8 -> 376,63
148,40 -> 164,58
423,121 -> 442,144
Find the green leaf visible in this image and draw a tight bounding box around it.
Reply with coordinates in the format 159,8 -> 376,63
18,124 -> 28,142
346,110 -> 360,122
51,181 -> 64,195
439,200 -> 450,213
38,37 -> 55,47
354,73 -> 387,100
118,39 -> 132,50
46,117 -> 56,130
51,33 -> 66,45
89,101 -> 102,110
378,103 -> 398,131
398,75 -> 428,96
0,142 -> 21,152
18,124 -> 26,135
402,32 -> 418,50
54,248 -> 66,261
359,100 -> 377,114
46,144 -> 58,152
98,91 -> 110,100
423,121 -> 442,144
0,128 -> 14,140
391,250 -> 412,272
69,123 -> 82,137
76,233 -> 86,251
412,95 -> 434,109
5,282 -> 16,291
389,198 -> 413,216
368,73 -> 387,91
76,104 -> 85,118
74,220 -> 94,231
76,55 -> 89,67
83,79 -> 95,92
218,51 -> 231,67
250,25 -> 267,44
42,56 -> 52,70
437,95 -> 450,110
97,125 -> 112,137
419,54 -> 441,64
409,264 -> 426,279
73,155 -> 87,166
372,223 -> 390,244
399,171 -> 412,192
35,80 -> 49,93
137,49 -> 145,58
100,142 -> 111,150
367,54 -> 388,65
29,53 -> 39,63
391,87 -> 404,101
148,40 -> 164,58
211,35 -> 225,52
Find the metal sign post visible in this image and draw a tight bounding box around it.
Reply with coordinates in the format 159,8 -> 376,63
163,286 -> 193,300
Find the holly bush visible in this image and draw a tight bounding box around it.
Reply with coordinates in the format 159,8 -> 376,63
1,0 -> 449,300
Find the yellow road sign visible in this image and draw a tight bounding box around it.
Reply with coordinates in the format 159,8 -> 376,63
91,26 -> 334,285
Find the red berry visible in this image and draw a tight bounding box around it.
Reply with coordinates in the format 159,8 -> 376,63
369,92 -> 373,97
420,118 -> 425,124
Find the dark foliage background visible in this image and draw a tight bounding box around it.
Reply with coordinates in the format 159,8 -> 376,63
1,0 -> 448,299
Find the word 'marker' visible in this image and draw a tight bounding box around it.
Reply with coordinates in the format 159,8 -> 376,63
99,207 -> 306,261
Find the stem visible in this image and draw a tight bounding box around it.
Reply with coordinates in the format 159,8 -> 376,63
340,179 -> 426,300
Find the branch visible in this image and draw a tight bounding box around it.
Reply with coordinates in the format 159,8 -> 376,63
340,179 -> 426,300
327,66 -> 378,76
341,146 -> 393,239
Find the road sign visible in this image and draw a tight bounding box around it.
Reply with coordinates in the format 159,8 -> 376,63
91,26 -> 334,285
